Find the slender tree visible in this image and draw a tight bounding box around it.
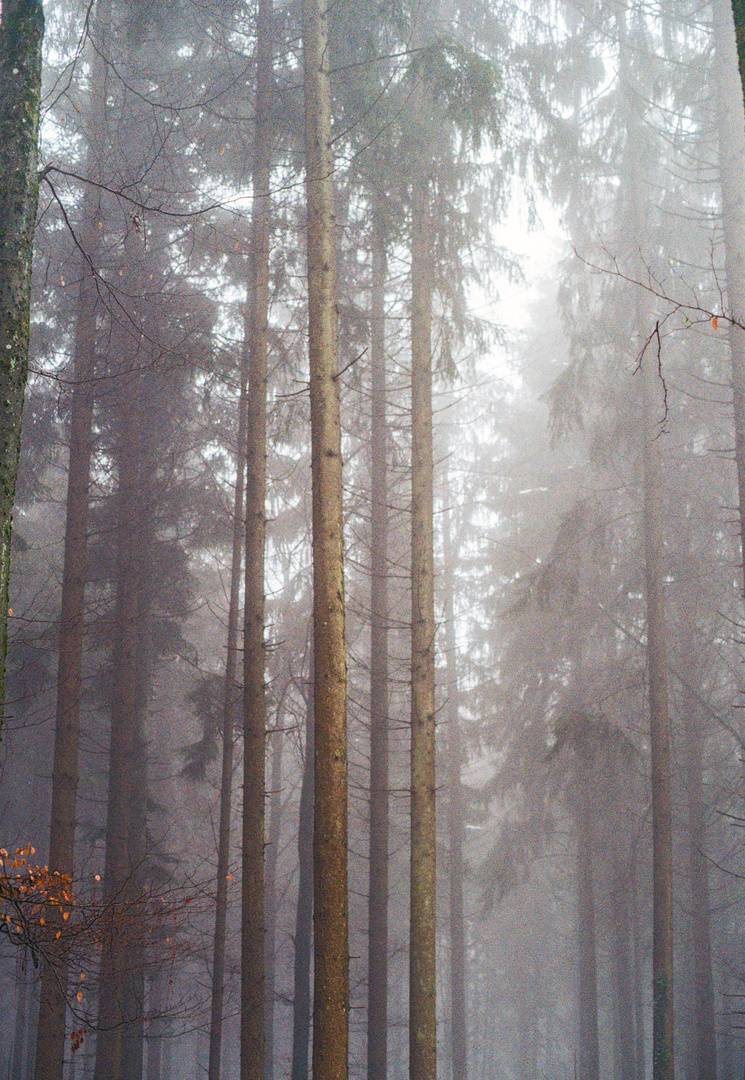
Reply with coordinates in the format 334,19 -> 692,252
208,356 -> 247,1080
713,0 -> 745,592
302,0 -> 349,1069
409,71 -> 437,1080
241,0 -> 273,1069
682,682 -> 716,1080
617,14 -> 675,1076
442,501 -> 466,1080
34,6 -> 110,1074
576,749 -> 599,1080
292,677 -> 314,1080
264,726 -> 284,1077
367,197 -> 390,1080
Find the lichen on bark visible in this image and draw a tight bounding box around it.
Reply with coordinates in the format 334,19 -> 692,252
0,0 -> 44,725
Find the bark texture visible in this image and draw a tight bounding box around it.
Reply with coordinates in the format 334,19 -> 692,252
409,150 -> 437,1080
0,0 -> 44,717
302,0 -> 349,1073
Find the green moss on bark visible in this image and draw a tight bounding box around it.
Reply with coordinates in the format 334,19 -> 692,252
0,0 -> 44,726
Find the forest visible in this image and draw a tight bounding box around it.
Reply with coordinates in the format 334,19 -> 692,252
0,0 -> 744,1077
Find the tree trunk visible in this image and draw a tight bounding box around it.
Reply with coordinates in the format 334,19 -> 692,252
639,345 -> 675,1080
632,863 -> 646,1080
576,762 -> 599,1080
729,0 -> 745,106
639,332 -> 674,1080
684,693 -> 717,1080
292,681 -> 314,1080
610,875 -> 636,1080
241,0 -> 273,1071
264,727 -> 284,1079
0,0 -> 44,718
11,954 -> 29,1079
93,397 -> 145,1080
208,347 -> 246,1080
442,503 -> 466,1080
35,10 -> 111,1072
302,0 -> 349,1072
367,199 -> 389,1080
713,0 -> 745,593
618,16 -> 675,1077
409,109 -> 437,1080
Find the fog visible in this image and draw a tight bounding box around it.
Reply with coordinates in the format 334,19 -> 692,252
0,0 -> 743,1078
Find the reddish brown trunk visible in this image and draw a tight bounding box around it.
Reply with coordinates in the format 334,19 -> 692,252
302,0 -> 349,1067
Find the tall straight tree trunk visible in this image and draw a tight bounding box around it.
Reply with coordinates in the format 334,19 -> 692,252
618,17 -> 675,1077
684,691 -> 716,1080
610,874 -> 636,1080
291,682 -> 314,1080
409,117 -> 437,1080
713,0 -> 745,593
34,4 -> 110,1072
241,0 -> 273,1073
265,727 -> 284,1078
93,398 -> 143,1080
208,352 -> 246,1080
632,860 -> 646,1080
442,502 -> 466,1080
367,199 -> 389,1080
302,0 -> 349,1075
0,0 -> 44,717
576,762 -> 599,1080
640,333 -> 674,1080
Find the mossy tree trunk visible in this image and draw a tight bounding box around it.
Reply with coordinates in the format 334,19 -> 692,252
0,0 -> 44,719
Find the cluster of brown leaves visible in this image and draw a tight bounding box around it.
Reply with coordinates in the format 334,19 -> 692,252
0,844 -> 75,952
